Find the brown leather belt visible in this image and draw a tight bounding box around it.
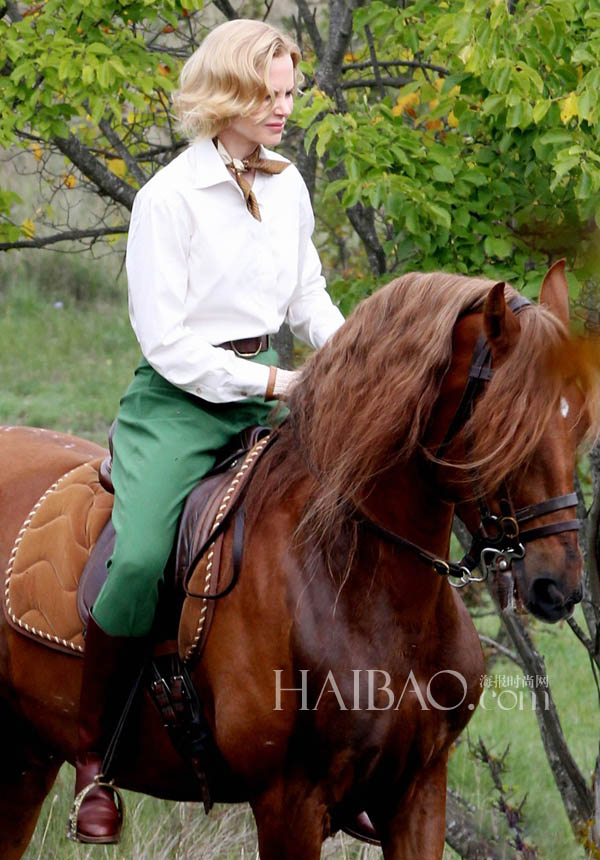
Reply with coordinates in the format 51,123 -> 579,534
218,335 -> 270,358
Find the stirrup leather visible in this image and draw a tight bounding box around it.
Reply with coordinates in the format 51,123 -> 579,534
66,774 -> 125,842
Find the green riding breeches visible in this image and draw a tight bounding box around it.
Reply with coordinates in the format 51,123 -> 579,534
92,351 -> 282,638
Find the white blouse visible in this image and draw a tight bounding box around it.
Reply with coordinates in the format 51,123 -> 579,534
126,137 -> 344,403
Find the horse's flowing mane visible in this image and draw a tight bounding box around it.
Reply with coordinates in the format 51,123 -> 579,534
251,271 -> 600,551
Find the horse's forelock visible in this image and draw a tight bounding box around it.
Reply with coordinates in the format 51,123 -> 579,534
464,311 -> 600,492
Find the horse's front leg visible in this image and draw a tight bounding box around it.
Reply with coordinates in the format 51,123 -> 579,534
376,755 -> 448,860
250,778 -> 329,860
0,704 -> 62,860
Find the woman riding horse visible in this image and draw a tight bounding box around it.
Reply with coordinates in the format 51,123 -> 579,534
71,19 -> 347,844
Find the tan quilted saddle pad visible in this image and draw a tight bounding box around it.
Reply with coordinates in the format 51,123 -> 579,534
3,434 -> 273,659
3,458 -> 112,654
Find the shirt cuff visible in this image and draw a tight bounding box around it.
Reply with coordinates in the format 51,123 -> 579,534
192,351 -> 272,402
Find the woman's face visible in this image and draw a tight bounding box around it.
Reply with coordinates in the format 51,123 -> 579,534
222,53 -> 295,155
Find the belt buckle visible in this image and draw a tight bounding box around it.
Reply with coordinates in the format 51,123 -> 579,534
231,335 -> 268,358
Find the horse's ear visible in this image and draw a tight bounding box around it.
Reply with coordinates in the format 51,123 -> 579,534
539,259 -> 569,326
483,282 -> 521,360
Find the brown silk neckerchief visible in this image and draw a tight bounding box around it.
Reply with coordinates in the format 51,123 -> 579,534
215,138 -> 289,221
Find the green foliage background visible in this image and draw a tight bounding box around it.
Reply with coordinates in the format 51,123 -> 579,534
2,0 -> 600,300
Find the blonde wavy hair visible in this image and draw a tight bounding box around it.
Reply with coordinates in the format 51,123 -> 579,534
172,19 -> 302,141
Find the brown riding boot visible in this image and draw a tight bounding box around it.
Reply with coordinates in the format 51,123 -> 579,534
69,615 -> 146,844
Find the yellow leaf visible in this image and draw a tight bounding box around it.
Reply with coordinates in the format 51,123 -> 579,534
108,159 -> 127,178
29,142 -> 43,162
21,218 -> 35,238
447,110 -> 459,128
344,52 -> 357,62
62,172 -> 77,188
429,98 -> 440,111
392,91 -> 420,116
560,92 -> 578,124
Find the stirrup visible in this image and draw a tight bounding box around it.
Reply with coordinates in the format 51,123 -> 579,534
66,774 -> 125,842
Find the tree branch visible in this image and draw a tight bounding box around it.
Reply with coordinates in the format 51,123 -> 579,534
342,58 -> 449,76
566,615 -> 595,654
341,75 -> 412,90
475,740 -> 538,858
296,0 -> 324,60
296,131 -> 318,203
593,743 -> 600,847
584,440 -> 600,639
445,789 -> 517,859
364,25 -> 384,100
495,604 -> 594,835
478,634 -> 522,667
307,1 -> 387,276
52,134 -> 136,210
98,118 -> 148,187
2,1 -> 22,22
345,200 -> 386,274
213,0 -> 238,20
325,0 -> 362,81
0,225 -> 128,252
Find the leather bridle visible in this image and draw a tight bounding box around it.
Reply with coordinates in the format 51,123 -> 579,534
355,296 -> 581,588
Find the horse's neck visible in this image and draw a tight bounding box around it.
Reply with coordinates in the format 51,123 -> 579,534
366,459 -> 453,553
331,458 -> 455,612
287,458 -> 458,672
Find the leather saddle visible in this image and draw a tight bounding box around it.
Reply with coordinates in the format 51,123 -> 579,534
77,423 -> 272,640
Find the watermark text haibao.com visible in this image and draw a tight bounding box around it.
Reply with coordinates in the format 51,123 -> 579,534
273,670 -> 551,712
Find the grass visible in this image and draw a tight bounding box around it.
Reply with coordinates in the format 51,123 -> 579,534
0,250 -> 137,444
2,253 -> 599,858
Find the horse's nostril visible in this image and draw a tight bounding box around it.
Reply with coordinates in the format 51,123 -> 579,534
528,578 -> 581,622
544,582 -> 564,605
529,577 -> 566,621
530,578 -> 563,605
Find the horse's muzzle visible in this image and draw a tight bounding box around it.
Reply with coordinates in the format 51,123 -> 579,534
526,577 -> 582,622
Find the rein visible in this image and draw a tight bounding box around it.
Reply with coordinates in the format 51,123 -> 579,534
355,296 -> 581,588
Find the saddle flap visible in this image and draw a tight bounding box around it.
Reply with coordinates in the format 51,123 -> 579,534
178,432 -> 274,664
174,471 -> 234,591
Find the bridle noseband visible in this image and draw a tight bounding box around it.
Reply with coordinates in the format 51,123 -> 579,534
356,296 -> 581,588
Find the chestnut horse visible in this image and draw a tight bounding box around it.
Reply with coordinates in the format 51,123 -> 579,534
0,264 -> 597,859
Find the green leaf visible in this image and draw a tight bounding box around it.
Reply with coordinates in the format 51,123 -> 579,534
484,236 -> 513,259
538,130 -> 575,146
423,201 -> 451,230
81,65 -> 95,85
532,100 -> 551,123
432,165 -> 454,183
341,183 -> 362,208
482,94 -> 506,116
